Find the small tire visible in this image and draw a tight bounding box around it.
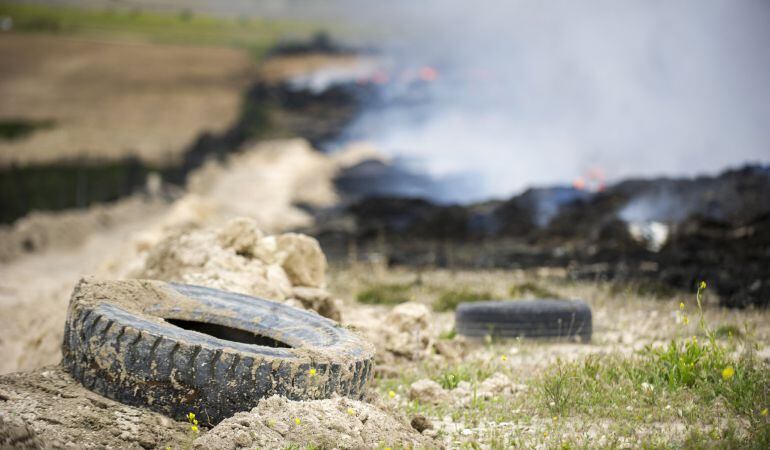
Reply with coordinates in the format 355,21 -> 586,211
455,299 -> 592,341
62,279 -> 375,425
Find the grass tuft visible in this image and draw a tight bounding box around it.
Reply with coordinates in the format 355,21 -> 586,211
0,3 -> 315,59
715,324 -> 742,339
356,283 -> 413,305
534,282 -> 769,447
0,119 -> 54,141
434,364 -> 494,390
432,288 -> 495,312
509,281 -> 560,299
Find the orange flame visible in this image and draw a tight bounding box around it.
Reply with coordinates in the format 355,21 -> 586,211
573,167 -> 606,192
419,66 -> 439,82
371,70 -> 389,85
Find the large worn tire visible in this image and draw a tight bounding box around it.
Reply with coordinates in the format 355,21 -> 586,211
62,279 -> 375,425
455,299 -> 592,341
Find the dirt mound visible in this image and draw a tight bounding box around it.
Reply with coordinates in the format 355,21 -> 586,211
133,217 -> 342,320
194,395 -> 433,449
379,302 -> 434,362
185,139 -> 340,233
0,366 -> 189,449
0,196 -> 167,262
0,413 -> 44,450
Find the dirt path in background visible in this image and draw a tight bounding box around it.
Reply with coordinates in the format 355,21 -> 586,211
0,33 -> 255,167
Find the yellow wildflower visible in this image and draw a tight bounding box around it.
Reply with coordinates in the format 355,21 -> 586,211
501,355 -> 508,362
700,281 -> 707,290
683,315 -> 689,325
679,302 -> 684,310
309,368 -> 317,377
191,425 -> 199,433
294,417 -> 302,425
721,366 -> 735,381
347,407 -> 355,416
760,408 -> 768,416
388,390 -> 396,399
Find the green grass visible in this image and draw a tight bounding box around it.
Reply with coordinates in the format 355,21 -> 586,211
356,283 -> 414,305
715,324 -> 743,339
0,119 -> 54,141
532,283 -> 770,447
508,281 -> 560,299
438,328 -> 457,340
0,3 -> 316,58
434,364 -> 492,390
374,281 -> 769,448
432,288 -> 496,312
609,279 -> 680,299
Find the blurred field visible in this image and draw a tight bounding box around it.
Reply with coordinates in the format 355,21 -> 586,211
0,3 -> 316,167
0,33 -> 255,167
0,3 -> 313,51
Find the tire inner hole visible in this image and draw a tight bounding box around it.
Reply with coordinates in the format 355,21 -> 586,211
165,318 -> 292,348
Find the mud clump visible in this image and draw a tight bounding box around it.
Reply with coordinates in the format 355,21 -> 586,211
133,217 -> 342,320
0,366 -> 189,449
193,395 -> 433,449
410,415 -> 434,433
0,413 -> 44,450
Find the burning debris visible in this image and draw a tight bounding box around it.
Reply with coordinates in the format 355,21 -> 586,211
312,165 -> 770,308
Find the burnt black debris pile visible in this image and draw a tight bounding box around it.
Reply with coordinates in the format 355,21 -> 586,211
311,165 -> 770,308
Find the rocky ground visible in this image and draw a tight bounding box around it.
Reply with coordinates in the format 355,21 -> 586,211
0,12 -> 767,448
1,219 -> 768,447
0,137 -> 768,448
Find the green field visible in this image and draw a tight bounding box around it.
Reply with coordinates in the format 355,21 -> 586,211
0,3 -> 317,58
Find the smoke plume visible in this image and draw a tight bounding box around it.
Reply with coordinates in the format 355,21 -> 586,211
330,0 -> 770,202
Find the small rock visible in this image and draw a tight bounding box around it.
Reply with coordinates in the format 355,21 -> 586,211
382,303 -> 433,360
432,340 -> 461,362
234,431 -> 252,447
478,372 -> 512,398
408,379 -> 446,404
216,217 -> 264,256
292,286 -> 342,321
275,233 -> 327,287
423,428 -> 439,438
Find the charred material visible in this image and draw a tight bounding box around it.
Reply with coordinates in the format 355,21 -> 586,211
314,165 -> 770,308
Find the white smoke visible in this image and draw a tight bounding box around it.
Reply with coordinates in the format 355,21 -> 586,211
49,0 -> 770,202
330,0 -> 770,202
